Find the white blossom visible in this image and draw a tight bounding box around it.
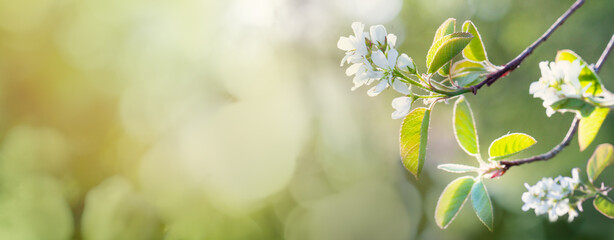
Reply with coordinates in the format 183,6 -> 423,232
370,25 -> 388,46
367,49 -> 399,96
397,53 -> 415,74
338,22 -> 369,66
391,96 -> 412,119
521,168 -> 582,222
529,60 -> 588,117
338,22 -> 416,119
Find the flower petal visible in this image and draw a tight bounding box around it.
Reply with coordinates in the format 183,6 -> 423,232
387,33 -> 397,47
370,25 -> 387,45
351,22 -> 365,39
397,53 -> 414,72
387,48 -> 398,68
391,96 -> 412,119
392,80 -> 410,95
367,80 -> 389,97
345,63 -> 362,76
337,37 -> 354,51
371,50 -> 388,69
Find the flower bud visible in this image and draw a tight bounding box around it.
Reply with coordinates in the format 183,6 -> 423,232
396,53 -> 416,74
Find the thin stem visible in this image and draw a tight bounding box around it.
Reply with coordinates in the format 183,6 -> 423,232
395,71 -> 432,92
594,34 -> 614,72
468,0 -> 585,95
395,70 -> 452,95
499,34 -> 614,172
500,117 -> 579,170
413,94 -> 447,99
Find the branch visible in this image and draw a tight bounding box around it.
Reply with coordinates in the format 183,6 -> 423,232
469,0 -> 585,95
499,34 -> 613,172
500,117 -> 579,170
594,34 -> 614,72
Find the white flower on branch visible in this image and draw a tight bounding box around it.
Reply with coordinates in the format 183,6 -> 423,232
521,168 -> 582,222
338,22 -> 369,67
338,22 -> 412,97
397,53 -> 416,74
529,60 -> 588,117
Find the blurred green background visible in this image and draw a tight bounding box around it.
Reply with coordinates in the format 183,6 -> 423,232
0,0 -> 613,239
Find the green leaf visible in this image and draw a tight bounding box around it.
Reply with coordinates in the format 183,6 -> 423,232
453,72 -> 485,87
550,98 -> 596,118
435,176 -> 475,229
438,61 -> 451,77
462,20 -> 488,62
453,96 -> 479,155
586,143 -> 614,183
488,133 -> 537,160
400,108 -> 431,178
556,50 -> 604,96
430,79 -> 457,92
438,164 -> 479,173
433,18 -> 456,43
579,107 -> 610,151
426,32 -> 474,74
594,195 -> 614,219
432,19 -> 456,77
471,181 -> 493,231
451,59 -> 485,75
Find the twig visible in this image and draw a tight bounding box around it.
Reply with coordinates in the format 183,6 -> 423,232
594,34 -> 614,73
499,34 -> 613,171
500,118 -> 579,170
469,0 -> 585,94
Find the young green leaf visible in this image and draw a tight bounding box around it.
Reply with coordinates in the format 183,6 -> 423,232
435,176 -> 475,229
453,72 -> 485,87
451,59 -> 485,75
433,18 -> 456,43
471,181 -> 493,231
432,18 -> 456,77
556,50 -> 604,96
462,20 -> 488,62
594,195 -> 614,219
438,60 -> 452,77
400,108 -> 431,178
488,133 -> 537,160
579,107 -> 610,151
426,32 -> 474,74
586,143 -> 614,183
549,98 -> 596,118
454,96 -> 479,155
438,164 -> 480,173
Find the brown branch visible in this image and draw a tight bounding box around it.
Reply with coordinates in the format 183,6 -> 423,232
499,34 -> 614,172
500,118 -> 579,171
469,0 -> 585,94
594,34 -> 614,73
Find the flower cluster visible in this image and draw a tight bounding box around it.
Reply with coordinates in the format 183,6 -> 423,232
529,60 -> 589,117
338,22 -> 416,119
521,168 -> 583,222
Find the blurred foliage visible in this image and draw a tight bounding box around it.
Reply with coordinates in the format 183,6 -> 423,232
0,0 -> 612,239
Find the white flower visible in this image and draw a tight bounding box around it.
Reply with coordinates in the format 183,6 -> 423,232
567,206 -> 579,222
339,22 -> 412,97
367,48 -> 399,96
521,168 -> 583,222
370,25 -> 387,46
392,80 -> 410,95
346,59 -> 381,91
391,96 -> 412,119
529,60 -> 587,117
338,22 -> 369,66
397,53 -> 415,73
